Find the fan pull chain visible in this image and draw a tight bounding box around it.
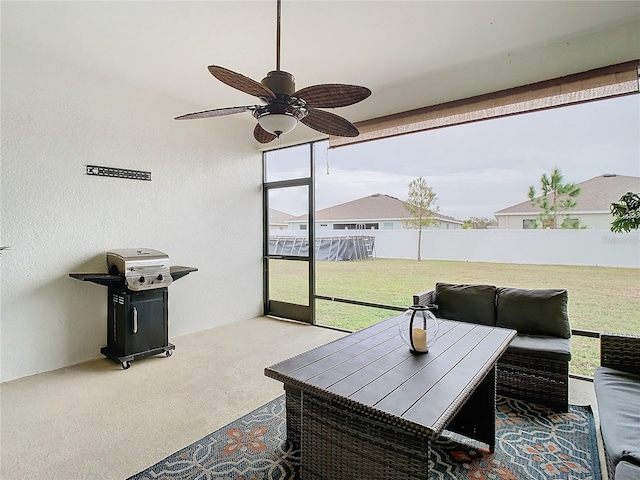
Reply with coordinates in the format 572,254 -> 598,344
325,147 -> 330,175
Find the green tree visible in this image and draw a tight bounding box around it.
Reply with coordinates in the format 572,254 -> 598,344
610,192 -> 640,233
403,177 -> 439,261
528,167 -> 582,229
462,217 -> 497,229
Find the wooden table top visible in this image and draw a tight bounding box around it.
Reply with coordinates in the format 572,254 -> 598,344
265,314 -> 515,436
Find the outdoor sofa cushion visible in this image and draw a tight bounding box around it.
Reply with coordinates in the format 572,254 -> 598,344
435,283 -> 496,326
507,335 -> 572,361
593,366 -> 640,471
616,460 -> 640,480
496,287 -> 571,339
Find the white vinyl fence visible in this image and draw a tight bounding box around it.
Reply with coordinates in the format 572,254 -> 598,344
372,229 -> 639,268
271,229 -> 640,268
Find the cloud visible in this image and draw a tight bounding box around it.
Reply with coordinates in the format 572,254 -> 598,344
269,94 -> 639,220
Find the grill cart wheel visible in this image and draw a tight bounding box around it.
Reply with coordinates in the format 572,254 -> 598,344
165,350 -> 172,357
121,361 -> 130,370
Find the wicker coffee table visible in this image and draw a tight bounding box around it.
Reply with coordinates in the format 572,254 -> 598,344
265,314 -> 515,480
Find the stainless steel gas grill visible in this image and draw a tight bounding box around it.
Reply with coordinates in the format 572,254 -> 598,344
107,248 -> 173,291
70,249 -> 197,369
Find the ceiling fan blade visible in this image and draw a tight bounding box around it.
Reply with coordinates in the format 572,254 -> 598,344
301,109 -> 360,137
294,84 -> 371,108
208,65 -> 276,101
175,106 -> 255,120
254,124 -> 278,144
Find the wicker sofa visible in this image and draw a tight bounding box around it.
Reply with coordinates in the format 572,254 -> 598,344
594,333 -> 640,480
413,282 -> 571,411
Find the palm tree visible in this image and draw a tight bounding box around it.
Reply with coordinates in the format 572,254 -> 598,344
611,192 -> 640,233
528,167 -> 581,229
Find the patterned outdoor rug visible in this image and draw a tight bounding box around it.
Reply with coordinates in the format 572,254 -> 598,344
128,395 -> 601,480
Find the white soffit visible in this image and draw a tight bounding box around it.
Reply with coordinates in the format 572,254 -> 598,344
2,1 -> 639,143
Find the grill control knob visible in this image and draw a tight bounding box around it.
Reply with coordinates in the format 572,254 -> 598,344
157,274 -> 164,281
139,276 -> 146,283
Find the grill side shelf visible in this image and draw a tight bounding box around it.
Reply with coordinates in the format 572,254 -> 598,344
70,266 -> 197,287
170,266 -> 198,282
69,273 -> 125,287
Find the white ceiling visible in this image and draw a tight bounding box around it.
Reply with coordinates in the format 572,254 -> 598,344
2,1 -> 639,146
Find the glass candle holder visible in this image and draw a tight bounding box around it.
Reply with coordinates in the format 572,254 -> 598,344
398,305 -> 439,354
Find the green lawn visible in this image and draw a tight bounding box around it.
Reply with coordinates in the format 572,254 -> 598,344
269,258 -> 640,376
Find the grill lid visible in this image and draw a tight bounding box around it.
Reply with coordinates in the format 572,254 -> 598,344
107,248 -> 172,291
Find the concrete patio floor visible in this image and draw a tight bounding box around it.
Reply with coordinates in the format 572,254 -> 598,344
0,316 -> 604,479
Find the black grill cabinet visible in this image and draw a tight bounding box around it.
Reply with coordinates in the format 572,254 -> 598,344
105,287 -> 169,367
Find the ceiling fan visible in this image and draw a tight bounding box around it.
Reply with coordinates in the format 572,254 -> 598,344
175,0 -> 371,144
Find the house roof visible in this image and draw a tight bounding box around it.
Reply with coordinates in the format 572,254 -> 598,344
495,174 -> 640,215
269,208 -> 296,225
293,193 -> 462,224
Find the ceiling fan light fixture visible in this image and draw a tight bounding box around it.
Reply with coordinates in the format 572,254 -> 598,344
175,0 -> 370,144
257,112 -> 299,136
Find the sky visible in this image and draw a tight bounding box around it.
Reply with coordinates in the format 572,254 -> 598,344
267,94 -> 640,220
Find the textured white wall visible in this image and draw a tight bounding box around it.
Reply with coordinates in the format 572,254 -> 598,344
1,44 -> 263,382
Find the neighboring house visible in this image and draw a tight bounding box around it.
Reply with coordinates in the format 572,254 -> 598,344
287,193 -> 463,231
494,174 -> 640,229
269,208 -> 296,230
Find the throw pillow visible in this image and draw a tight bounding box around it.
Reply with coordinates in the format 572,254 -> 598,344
496,287 -> 570,338
435,283 -> 497,326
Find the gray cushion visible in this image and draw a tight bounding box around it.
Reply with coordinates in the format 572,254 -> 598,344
435,283 -> 496,326
496,287 -> 570,339
594,367 -> 640,470
506,335 -> 571,361
616,461 -> 640,480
